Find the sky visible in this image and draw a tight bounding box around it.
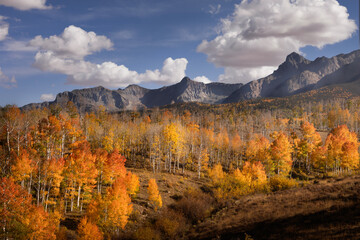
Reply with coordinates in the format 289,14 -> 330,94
0,0 -> 358,107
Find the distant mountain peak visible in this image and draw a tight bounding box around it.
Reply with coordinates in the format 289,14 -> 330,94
285,52 -> 309,65
276,52 -> 311,74
22,50 -> 360,112
124,84 -> 143,90
179,76 -> 193,84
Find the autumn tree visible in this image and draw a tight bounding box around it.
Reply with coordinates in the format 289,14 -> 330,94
163,122 -> 183,173
103,177 -> 133,234
324,125 -> 359,172
0,177 -> 32,239
245,135 -> 272,175
296,121 -> 322,172
64,141 -> 97,212
270,132 -> 293,176
147,178 -> 162,210
77,217 -> 103,240
240,161 -> 267,189
11,149 -> 33,189
208,163 -> 224,186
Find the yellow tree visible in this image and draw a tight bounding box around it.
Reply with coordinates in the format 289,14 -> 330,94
125,172 -> 140,197
163,123 -> 182,173
77,217 -> 103,240
325,125 -> 359,172
147,179 -> 162,211
270,132 -> 293,176
64,141 -> 97,212
208,163 -> 224,186
11,149 -> 33,189
230,133 -> 243,168
198,147 -> 209,179
149,134 -> 161,173
297,121 -> 322,172
245,135 -> 272,175
241,161 -> 267,188
104,178 -> 133,233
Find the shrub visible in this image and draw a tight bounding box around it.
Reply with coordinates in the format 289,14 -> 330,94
269,175 -> 298,192
133,226 -> 161,240
173,189 -> 214,224
155,209 -> 187,238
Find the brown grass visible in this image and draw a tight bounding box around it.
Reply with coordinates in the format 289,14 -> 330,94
189,175 -> 360,239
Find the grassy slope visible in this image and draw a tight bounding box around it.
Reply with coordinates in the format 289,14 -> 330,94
189,175 -> 360,240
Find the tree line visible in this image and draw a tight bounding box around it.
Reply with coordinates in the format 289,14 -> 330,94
0,98 -> 359,239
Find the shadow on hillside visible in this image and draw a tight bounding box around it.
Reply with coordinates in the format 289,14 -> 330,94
218,203 -> 360,240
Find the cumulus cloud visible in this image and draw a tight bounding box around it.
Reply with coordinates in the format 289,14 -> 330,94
33,51 -> 189,87
30,26 -> 204,87
198,0 -> 357,83
30,25 -> 113,60
194,76 -> 212,84
40,93 -> 55,101
219,66 -> 277,84
0,67 -> 17,88
0,16 -> 9,41
0,0 -> 51,10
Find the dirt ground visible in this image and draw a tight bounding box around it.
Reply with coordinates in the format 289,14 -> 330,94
189,175 -> 360,240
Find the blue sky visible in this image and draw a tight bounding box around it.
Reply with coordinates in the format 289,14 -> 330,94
0,0 -> 358,106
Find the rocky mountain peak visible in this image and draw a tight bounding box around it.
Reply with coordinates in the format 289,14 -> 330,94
178,76 -> 197,86
276,52 -> 311,74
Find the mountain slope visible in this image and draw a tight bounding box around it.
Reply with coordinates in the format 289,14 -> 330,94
223,49 -> 360,103
23,77 -> 243,112
22,50 -> 360,112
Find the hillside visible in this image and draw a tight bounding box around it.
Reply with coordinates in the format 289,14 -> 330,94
190,175 -> 360,240
22,77 -> 243,112
223,49 -> 360,103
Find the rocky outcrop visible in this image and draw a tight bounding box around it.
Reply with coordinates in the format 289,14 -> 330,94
223,49 -> 360,103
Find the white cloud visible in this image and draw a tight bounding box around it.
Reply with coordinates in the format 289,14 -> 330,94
40,93 -> 55,101
209,4 -> 221,15
0,0 -> 51,10
30,25 -> 113,60
31,26 -> 209,87
219,66 -> 277,84
0,67 -> 16,88
33,51 -> 189,87
198,0 -> 357,83
1,40 -> 37,51
194,76 -> 212,84
0,16 -> 9,41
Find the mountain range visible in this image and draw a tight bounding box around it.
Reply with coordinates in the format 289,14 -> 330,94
23,49 -> 360,112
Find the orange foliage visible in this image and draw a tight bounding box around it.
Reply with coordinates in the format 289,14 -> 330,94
208,163 -> 224,185
147,179 -> 162,210
77,217 -> 103,240
125,172 -> 140,197
270,132 -> 293,176
105,177 -> 133,230
325,125 -> 359,171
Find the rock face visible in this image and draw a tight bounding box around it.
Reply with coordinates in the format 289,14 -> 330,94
223,49 -> 360,103
23,77 -> 243,112
141,77 -> 243,108
22,50 -> 360,112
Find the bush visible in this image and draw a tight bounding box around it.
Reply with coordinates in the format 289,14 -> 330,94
270,175 -> 298,192
173,189 -> 214,224
155,208 -> 187,239
133,226 -> 161,240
